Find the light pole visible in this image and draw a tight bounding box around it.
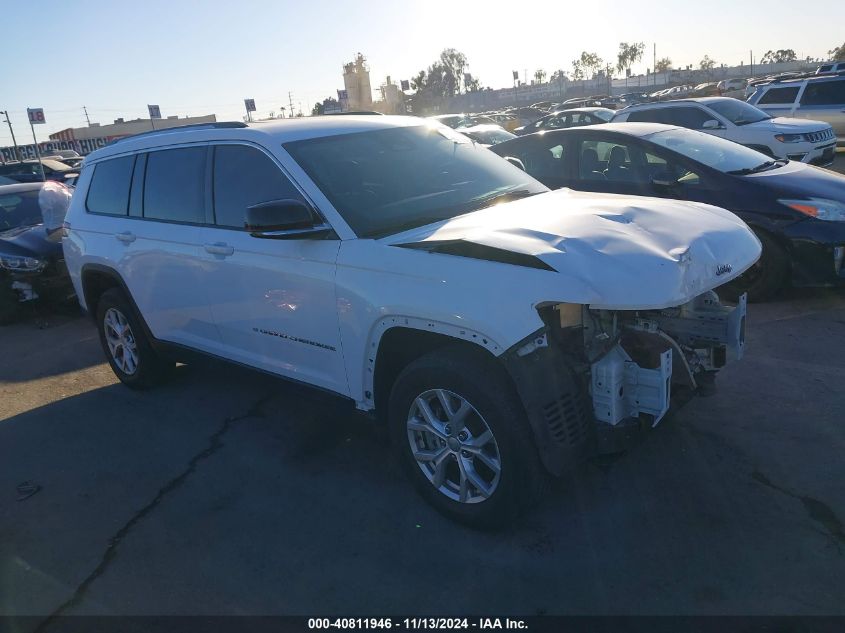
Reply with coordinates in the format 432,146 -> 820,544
1,110 -> 21,162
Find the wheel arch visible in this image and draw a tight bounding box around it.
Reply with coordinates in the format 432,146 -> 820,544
365,318 -> 505,419
80,264 -> 156,340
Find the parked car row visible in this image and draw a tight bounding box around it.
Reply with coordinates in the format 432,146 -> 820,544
0,158 -> 80,186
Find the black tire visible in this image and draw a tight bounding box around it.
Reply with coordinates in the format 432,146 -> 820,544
721,230 -> 789,302
388,346 -> 543,529
95,288 -> 174,389
0,283 -> 23,325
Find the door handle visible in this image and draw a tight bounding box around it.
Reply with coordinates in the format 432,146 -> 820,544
204,242 -> 234,256
115,231 -> 136,243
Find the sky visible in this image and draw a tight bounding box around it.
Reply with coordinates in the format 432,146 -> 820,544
2,0 -> 844,146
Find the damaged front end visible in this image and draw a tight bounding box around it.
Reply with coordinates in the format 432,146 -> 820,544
502,291 -> 747,474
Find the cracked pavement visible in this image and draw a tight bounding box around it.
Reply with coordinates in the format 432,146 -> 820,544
1,288 -> 844,619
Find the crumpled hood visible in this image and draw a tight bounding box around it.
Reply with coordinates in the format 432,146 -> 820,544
385,189 -> 762,310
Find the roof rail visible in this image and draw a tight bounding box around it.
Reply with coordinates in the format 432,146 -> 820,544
769,69 -> 845,84
108,121 -> 248,146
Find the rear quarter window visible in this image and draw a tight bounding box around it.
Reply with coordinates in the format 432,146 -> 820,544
800,79 -> 845,106
626,109 -> 669,124
85,155 -> 134,216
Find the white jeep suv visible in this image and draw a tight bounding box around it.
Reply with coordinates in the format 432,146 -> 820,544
63,117 -> 760,527
612,97 -> 836,166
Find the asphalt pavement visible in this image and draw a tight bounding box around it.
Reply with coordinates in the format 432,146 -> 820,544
2,286 -> 845,619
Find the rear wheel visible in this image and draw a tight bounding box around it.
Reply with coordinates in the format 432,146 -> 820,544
388,346 -> 543,529
722,230 -> 789,302
95,288 -> 174,388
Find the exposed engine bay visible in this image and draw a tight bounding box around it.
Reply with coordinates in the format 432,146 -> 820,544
529,291 -> 747,430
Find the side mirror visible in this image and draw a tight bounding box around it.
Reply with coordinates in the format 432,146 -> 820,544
702,119 -> 723,130
245,199 -> 332,240
504,156 -> 526,171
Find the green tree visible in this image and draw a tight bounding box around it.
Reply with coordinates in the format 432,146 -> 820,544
761,49 -> 797,63
616,41 -> 645,78
571,59 -> 584,81
828,42 -> 845,61
534,69 -> 546,84
655,57 -> 673,72
310,97 -> 339,116
699,55 -> 716,70
410,70 -> 427,91
439,48 -> 468,95
550,69 -> 568,82
577,51 -> 604,79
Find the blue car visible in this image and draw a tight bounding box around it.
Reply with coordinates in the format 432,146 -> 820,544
492,122 -> 845,300
0,182 -> 74,322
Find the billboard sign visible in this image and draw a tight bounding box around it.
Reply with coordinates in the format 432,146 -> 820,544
148,104 -> 162,119
244,99 -> 256,112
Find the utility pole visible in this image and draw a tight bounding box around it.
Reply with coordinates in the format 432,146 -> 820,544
83,106 -> 91,126
750,49 -> 754,78
288,92 -> 295,118
1,110 -> 21,162
653,43 -> 656,87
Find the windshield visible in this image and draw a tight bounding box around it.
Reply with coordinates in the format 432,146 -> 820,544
463,129 -> 516,145
285,124 -> 547,238
592,109 -> 615,122
0,190 -> 43,231
707,99 -> 771,125
646,128 -> 777,173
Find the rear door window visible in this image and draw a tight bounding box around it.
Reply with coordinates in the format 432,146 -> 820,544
669,107 -> 713,130
800,80 -> 845,106
86,155 -> 134,216
757,86 -> 800,105
143,147 -> 206,224
626,108 -> 671,124
212,145 -> 305,228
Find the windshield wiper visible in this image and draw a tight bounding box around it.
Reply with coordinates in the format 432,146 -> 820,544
726,158 -> 787,175
734,116 -> 771,126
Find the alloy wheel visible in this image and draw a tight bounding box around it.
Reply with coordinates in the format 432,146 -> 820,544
103,308 -> 139,375
406,389 -> 502,504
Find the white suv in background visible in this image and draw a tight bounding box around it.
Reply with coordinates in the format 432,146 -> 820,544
748,74 -> 845,145
63,117 -> 759,527
612,97 -> 836,166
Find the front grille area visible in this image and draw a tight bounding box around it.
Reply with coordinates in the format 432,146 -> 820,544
805,128 -> 835,143
542,392 -> 590,447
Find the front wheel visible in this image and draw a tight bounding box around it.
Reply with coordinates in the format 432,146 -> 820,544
721,230 -> 789,302
388,347 -> 543,529
95,288 -> 174,388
